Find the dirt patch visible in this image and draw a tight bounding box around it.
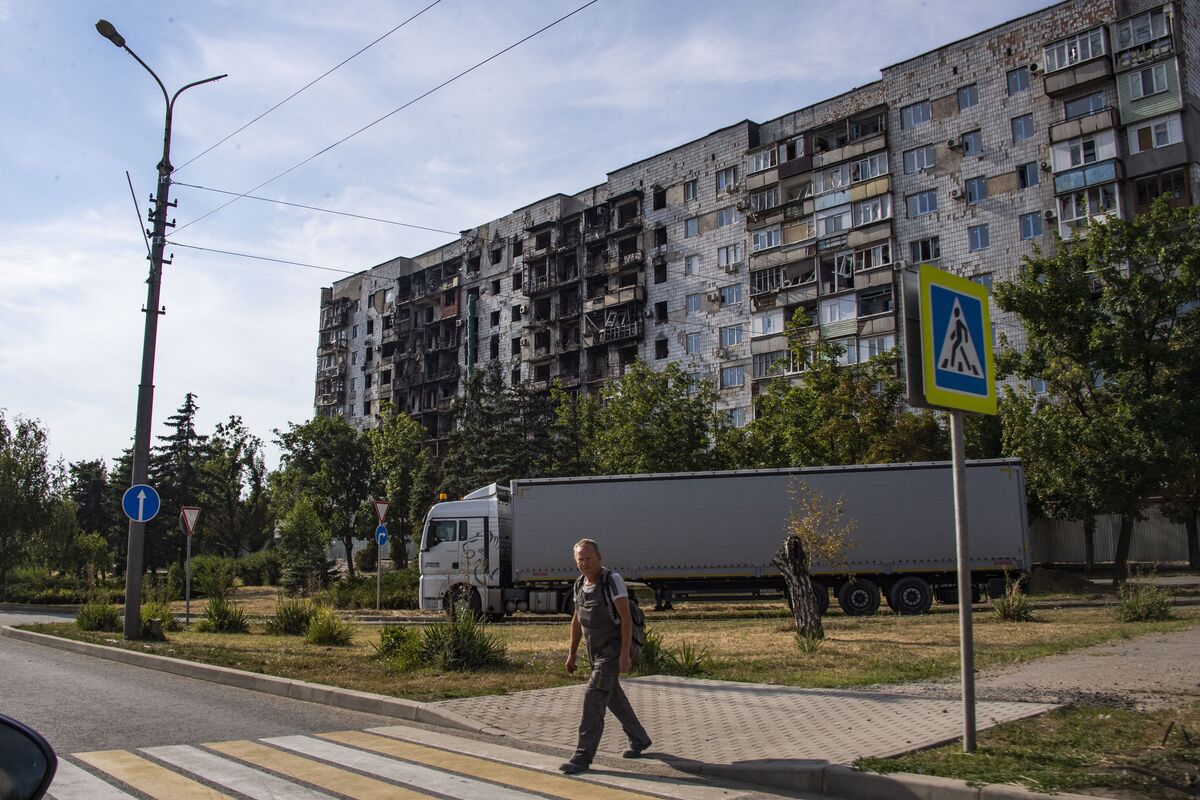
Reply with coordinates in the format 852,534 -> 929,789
1028,567 -> 1114,596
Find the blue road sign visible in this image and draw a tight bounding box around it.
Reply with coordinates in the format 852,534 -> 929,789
375,524 -> 388,547
121,484 -> 161,523
919,264 -> 996,414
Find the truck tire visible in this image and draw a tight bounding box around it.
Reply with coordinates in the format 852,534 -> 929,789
887,577 -> 933,615
838,578 -> 880,616
812,580 -> 830,615
446,585 -> 483,620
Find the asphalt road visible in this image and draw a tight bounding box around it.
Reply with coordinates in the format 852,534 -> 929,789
0,630 -> 399,754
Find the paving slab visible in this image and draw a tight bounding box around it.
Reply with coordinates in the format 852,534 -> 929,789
430,675 -> 1056,766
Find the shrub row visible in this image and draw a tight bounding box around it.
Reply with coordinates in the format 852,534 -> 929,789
315,569 -> 419,610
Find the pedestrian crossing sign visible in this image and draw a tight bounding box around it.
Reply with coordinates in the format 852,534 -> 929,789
919,264 -> 996,414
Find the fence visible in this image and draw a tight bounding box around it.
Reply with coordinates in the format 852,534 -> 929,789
1030,506 -> 1193,563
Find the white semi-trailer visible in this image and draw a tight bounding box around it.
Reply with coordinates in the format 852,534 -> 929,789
418,459 -> 1029,618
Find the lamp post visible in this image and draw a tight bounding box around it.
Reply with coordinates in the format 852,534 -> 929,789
95,19 -> 226,639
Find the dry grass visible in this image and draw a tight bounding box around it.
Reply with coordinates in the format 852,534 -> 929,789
27,605 -> 1199,702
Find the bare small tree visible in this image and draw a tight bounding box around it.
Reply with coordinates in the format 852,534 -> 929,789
773,480 -> 856,641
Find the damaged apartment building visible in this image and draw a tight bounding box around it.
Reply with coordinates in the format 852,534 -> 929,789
316,0 -> 1200,447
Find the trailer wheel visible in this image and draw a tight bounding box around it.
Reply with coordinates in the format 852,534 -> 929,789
811,580 -> 830,616
887,577 -> 933,615
446,584 -> 483,620
837,578 -> 880,616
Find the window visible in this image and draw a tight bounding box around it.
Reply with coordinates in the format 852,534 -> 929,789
685,332 -> 701,354
747,147 -> 778,174
684,179 -> 699,201
655,339 -> 669,359
684,217 -> 699,238
1065,91 -> 1106,120
854,242 -> 891,271
907,190 -> 938,217
752,309 -> 784,336
750,186 -> 780,212
654,300 -> 668,323
1031,376 -> 1048,395
1059,184 -> 1118,224
971,274 -> 994,294
851,152 -> 888,182
717,243 -> 743,269
684,254 -> 700,275
1068,136 -> 1098,166
366,319 -> 374,335
1130,64 -> 1168,99
513,272 -> 522,290
726,407 -> 748,428
1044,28 -> 1105,72
830,336 -> 859,366
1134,169 -> 1186,209
820,296 -> 857,324
817,208 -> 851,236
511,337 -> 521,356
365,373 -> 373,389
716,207 -> 739,227
901,100 -> 931,129
715,166 -> 738,193
490,310 -> 500,327
859,333 -> 896,362
751,226 -> 781,252
489,335 -> 499,359
1019,212 -> 1044,240
720,284 -> 743,306
812,163 -> 850,194
512,304 -> 522,322
1011,114 -> 1035,143
910,236 -> 941,263
1128,115 -> 1182,154
1007,66 -> 1030,95
858,286 -> 893,317
351,324 -> 358,339
957,83 -> 979,110
853,195 -> 891,226
720,325 -> 744,347
686,293 -> 702,314
652,187 -> 666,210
1017,162 -> 1040,189
1115,9 -> 1169,51
968,224 -> 990,251
965,176 -> 987,204
653,263 -> 667,284
654,226 -> 668,247
720,365 -> 745,388
753,351 -> 788,378
961,129 -> 983,156
903,145 -> 935,174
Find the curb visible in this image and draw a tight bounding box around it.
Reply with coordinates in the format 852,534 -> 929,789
0,626 -> 502,737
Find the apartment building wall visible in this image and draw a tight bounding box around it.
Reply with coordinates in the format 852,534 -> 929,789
316,0 -> 1198,441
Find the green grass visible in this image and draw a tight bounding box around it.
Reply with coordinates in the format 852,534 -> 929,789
857,702 -> 1200,799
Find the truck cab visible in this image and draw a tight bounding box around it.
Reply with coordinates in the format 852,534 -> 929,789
418,483 -> 510,617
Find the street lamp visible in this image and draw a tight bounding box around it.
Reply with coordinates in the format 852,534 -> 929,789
96,19 -> 226,639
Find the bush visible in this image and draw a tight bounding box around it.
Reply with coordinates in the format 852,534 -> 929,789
992,574 -> 1035,622
236,550 -> 282,586
373,625 -> 423,668
354,540 -> 378,573
664,640 -> 713,676
76,601 -> 122,632
5,568 -> 122,604
396,608 -> 506,671
305,606 -> 356,646
191,555 -> 238,600
795,631 -> 824,655
139,601 -> 179,633
315,570 -> 419,610
1116,580 -> 1172,622
195,597 -> 248,633
264,598 -> 315,636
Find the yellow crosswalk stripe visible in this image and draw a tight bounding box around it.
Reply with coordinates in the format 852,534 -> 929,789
73,750 -> 233,800
319,730 -> 661,800
204,740 -> 436,800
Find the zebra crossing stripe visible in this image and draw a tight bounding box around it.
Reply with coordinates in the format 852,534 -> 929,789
46,760 -> 136,800
204,740 -> 433,800
141,744 -> 336,800
321,730 -> 659,800
73,750 -> 233,800
265,735 -> 544,800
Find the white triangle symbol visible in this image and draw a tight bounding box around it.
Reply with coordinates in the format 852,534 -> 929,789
181,507 -> 201,535
937,299 -> 984,378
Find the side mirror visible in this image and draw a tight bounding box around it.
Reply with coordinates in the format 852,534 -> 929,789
0,715 -> 57,800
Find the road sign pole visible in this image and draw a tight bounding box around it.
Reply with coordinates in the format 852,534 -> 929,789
950,409 -> 977,753
376,556 -> 382,612
185,521 -> 192,626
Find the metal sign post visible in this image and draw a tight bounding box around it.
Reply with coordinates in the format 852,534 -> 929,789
901,263 -> 996,753
375,524 -> 389,612
180,507 -> 201,626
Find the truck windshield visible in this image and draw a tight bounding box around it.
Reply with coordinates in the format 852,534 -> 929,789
424,520 -> 457,550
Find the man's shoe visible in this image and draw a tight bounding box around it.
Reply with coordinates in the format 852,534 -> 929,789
559,760 -> 589,774
623,740 -> 651,759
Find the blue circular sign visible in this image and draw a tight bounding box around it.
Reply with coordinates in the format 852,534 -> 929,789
121,484 -> 161,522
375,524 -> 388,547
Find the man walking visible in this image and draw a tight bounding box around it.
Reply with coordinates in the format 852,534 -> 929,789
561,538 -> 651,774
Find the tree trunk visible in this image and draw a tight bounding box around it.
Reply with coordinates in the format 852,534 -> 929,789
1187,515 -> 1199,571
1083,515 -> 1096,575
1112,513 -> 1134,587
342,536 -> 356,577
391,519 -> 408,569
772,535 -> 823,640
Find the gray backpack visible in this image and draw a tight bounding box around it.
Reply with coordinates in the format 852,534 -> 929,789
573,568 -> 645,660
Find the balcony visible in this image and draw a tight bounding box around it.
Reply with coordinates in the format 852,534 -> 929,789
319,309 -> 348,331
1049,107 -> 1119,143
608,249 -> 644,271
584,320 -> 643,347
316,362 -> 345,379
1043,57 -> 1113,98
559,298 -> 582,319
526,272 -> 559,294
584,284 -> 644,312
315,392 -> 345,408
317,339 -> 348,356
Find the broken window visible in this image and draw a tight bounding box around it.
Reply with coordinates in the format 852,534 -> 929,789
961,129 -> 983,156
653,187 -> 666,210
490,335 -> 500,359
654,263 -> 667,284
965,176 -> 987,204
747,147 -> 778,174
655,338 -> 669,359
858,286 -> 893,317
511,337 -> 521,356
654,226 -> 667,247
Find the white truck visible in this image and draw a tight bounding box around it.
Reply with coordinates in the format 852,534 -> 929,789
418,459 -> 1029,618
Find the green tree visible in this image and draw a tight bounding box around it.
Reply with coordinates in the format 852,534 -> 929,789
29,495 -> 82,575
276,495 -> 334,594
0,412 -> 52,597
547,383 -> 600,476
67,459 -> 121,559
367,403 -> 428,566
274,415 -> 372,576
200,416 -> 272,557
149,393 -> 210,572
995,199 -> 1200,583
106,446 -> 133,576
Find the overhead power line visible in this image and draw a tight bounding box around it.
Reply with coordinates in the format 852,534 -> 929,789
172,0 -> 602,238
169,241 -> 358,275
174,0 -> 446,174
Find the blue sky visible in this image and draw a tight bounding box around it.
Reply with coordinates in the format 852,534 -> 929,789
0,0 -> 1051,470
